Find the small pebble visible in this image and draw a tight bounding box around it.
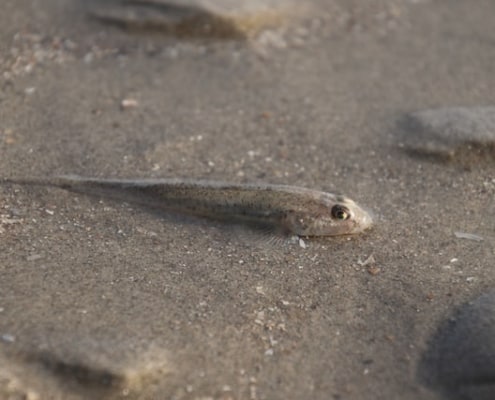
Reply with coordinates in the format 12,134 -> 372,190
121,98 -> 139,109
26,254 -> 44,261
255,286 -> 265,295
358,254 -> 376,266
454,232 -> 484,242
1,333 -> 15,343
367,265 -> 381,276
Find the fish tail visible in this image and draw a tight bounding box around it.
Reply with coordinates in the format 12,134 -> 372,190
0,175 -> 81,189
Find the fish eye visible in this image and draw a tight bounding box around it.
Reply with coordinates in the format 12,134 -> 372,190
331,205 -> 350,220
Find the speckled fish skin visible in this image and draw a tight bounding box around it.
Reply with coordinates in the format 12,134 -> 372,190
3,176 -> 373,236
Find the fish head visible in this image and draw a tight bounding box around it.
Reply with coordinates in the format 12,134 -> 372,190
285,194 -> 373,237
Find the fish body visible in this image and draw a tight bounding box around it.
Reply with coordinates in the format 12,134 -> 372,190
3,176 -> 373,236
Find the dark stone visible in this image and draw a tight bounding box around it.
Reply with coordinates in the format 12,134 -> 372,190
85,0 -> 306,39
398,107 -> 495,163
419,290 -> 495,400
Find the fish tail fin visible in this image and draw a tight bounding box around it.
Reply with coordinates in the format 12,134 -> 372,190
0,175 -> 80,189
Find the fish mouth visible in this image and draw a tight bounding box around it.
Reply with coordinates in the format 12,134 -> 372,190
353,205 -> 374,233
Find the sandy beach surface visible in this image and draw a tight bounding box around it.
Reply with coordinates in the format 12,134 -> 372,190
1,1 -> 494,399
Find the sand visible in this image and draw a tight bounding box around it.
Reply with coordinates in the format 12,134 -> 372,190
0,0 -> 494,399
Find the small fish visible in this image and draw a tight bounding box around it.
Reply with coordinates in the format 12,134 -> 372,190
2,176 -> 373,237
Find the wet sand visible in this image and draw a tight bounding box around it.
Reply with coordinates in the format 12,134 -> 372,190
1,1 -> 494,399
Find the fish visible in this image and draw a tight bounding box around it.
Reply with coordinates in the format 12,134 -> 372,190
2,176 -> 373,237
